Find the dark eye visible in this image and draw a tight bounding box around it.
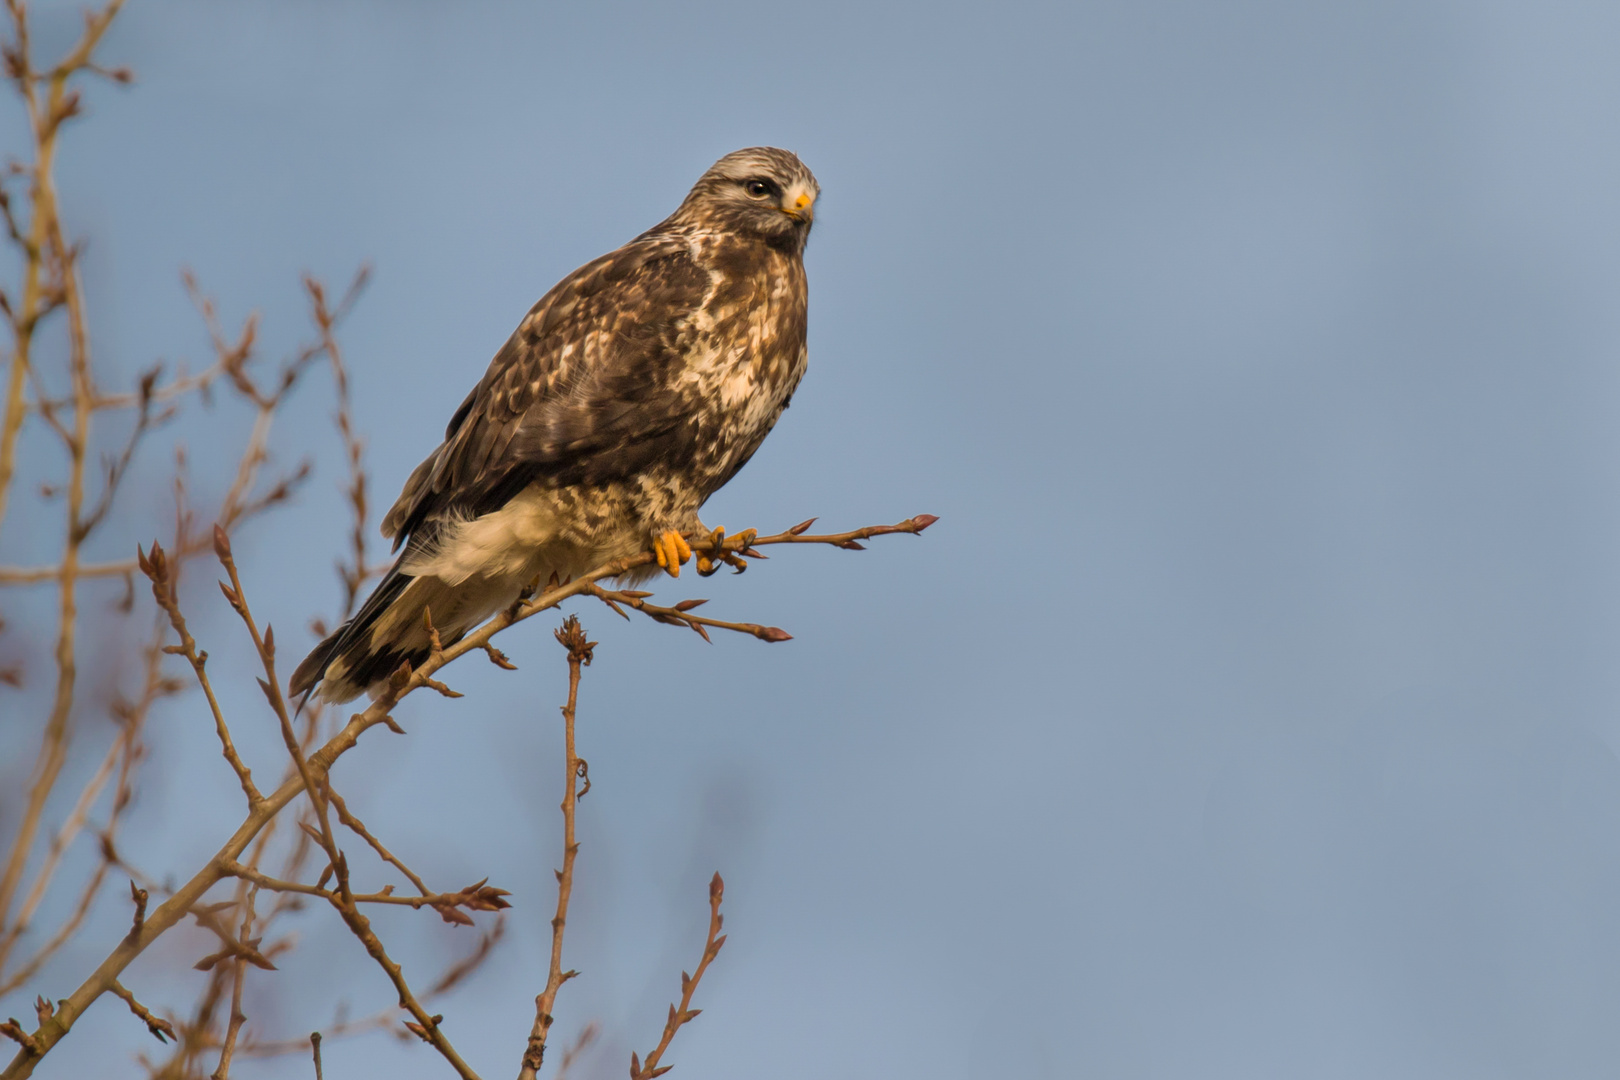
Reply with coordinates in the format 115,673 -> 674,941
744,179 -> 773,198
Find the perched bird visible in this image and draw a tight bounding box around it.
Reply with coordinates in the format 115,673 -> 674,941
291,147 -> 819,703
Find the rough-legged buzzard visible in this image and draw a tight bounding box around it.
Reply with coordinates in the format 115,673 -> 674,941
291,147 -> 819,702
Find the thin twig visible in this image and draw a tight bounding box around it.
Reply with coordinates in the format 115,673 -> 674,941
0,0 -> 126,540
0,556 -> 137,585
220,861 -> 508,921
630,873 -> 728,1080
234,918 -> 505,1058
0,723 -> 124,973
518,618 -> 594,1080
324,786 -> 429,898
305,268 -> 374,616
554,1023 -> 599,1080
213,525 -> 335,856
107,979 -> 175,1045
137,541 -> 262,807
209,885 -> 258,1079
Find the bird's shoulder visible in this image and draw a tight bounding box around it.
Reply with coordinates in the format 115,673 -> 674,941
465,230 -> 712,429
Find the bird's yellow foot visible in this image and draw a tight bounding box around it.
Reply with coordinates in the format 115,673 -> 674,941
653,530 -> 692,578
696,526 -> 758,577
696,526 -> 724,576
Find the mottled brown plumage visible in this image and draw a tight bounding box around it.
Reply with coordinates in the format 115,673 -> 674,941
292,148 -> 818,702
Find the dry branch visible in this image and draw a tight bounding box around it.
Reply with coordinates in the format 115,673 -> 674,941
106,979 -> 175,1045
0,9 -> 936,1077
3,509 -> 934,1078
518,617 -> 594,1080
630,874 -> 728,1080
0,0 -> 128,995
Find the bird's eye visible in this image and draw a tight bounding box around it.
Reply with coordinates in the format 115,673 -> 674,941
744,179 -> 773,198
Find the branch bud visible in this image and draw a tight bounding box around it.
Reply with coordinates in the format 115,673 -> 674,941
212,523 -> 232,562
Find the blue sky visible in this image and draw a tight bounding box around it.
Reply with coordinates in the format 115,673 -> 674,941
6,1 -> 1620,1077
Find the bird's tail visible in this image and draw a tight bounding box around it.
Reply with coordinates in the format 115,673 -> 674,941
290,560 -> 476,704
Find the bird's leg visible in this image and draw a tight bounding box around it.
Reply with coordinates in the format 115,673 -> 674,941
653,530 -> 693,578
696,526 -> 757,577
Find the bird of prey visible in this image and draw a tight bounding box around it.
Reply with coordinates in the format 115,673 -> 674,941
291,147 -> 819,703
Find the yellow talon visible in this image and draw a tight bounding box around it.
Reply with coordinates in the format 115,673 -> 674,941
694,524 -> 758,577
696,525 -> 725,576
654,530 -> 692,578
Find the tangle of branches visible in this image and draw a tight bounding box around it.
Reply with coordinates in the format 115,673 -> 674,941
0,5 -> 935,1078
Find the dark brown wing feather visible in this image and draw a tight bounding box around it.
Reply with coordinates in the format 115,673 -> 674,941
382,233 -> 710,547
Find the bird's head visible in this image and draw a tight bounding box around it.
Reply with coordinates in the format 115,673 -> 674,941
678,147 -> 819,248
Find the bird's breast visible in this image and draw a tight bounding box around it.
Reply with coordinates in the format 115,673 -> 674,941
676,248 -> 807,430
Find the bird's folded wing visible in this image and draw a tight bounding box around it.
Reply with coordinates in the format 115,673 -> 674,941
382,234 -> 710,547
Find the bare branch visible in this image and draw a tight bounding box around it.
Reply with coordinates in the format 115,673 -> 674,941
518,617 -> 594,1080
305,267 -> 374,616
1,513 -> 934,1078
137,541 -> 262,807
107,979 -> 176,1045
630,873 -> 728,1080
0,0 -> 128,540
324,785 -> 430,899
209,885 -> 258,1079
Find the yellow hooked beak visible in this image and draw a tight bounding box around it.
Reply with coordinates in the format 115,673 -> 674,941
781,187 -> 816,221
